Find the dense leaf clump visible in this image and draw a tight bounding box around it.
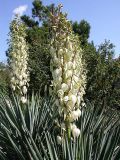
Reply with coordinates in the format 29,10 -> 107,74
0,93 -> 119,160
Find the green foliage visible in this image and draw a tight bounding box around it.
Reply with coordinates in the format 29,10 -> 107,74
72,20 -> 120,110
43,105 -> 120,160
72,20 -> 90,46
20,1 -> 53,95
25,26 -> 51,94
0,93 -> 119,159
0,62 -> 10,92
85,40 -> 120,109
0,93 -> 58,159
32,0 -> 54,23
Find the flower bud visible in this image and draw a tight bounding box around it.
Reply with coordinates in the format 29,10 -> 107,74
61,83 -> 69,92
65,70 -> 72,78
63,96 -> 69,102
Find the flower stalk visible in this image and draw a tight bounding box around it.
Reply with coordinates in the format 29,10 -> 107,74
9,15 -> 29,103
50,5 -> 87,138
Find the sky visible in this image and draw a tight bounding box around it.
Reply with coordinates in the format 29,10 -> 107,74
0,0 -> 120,62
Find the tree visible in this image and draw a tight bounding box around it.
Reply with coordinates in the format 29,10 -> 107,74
20,0 -> 52,94
72,20 -> 90,46
86,40 -> 120,109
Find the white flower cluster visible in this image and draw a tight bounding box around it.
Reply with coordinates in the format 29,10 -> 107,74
50,8 -> 86,137
9,16 -> 29,103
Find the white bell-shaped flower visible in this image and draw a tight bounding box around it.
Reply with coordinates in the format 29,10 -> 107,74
21,96 -> 27,104
72,127 -> 80,138
61,83 -> 69,92
76,109 -> 81,117
23,86 -> 27,94
57,136 -> 62,144
19,81 -> 24,87
70,110 -> 78,121
70,123 -> 77,130
70,94 -> 77,105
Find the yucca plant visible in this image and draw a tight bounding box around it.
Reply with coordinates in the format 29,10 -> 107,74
0,4 -> 120,160
0,92 -> 59,160
0,92 -> 119,160
40,104 -> 120,160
